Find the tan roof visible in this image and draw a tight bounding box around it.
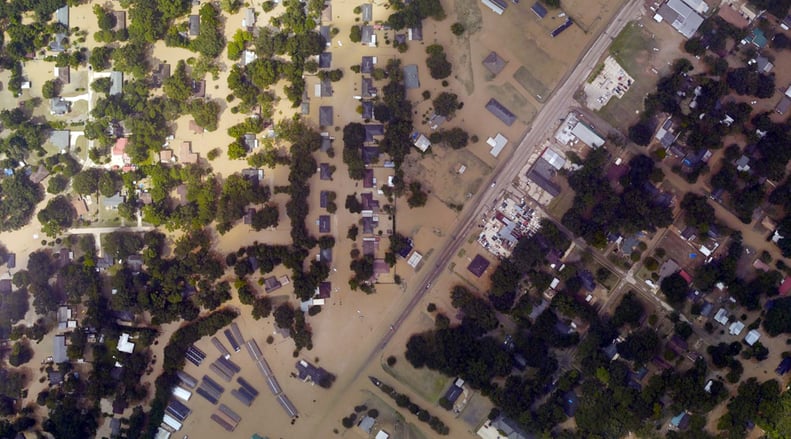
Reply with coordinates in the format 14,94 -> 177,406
159,149 -> 173,163
179,141 -> 198,164
717,4 -> 750,29
72,196 -> 88,217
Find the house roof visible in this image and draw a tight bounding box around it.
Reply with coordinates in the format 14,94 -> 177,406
29,165 -> 49,184
408,26 -> 422,41
244,8 -> 256,28
362,77 -> 376,98
319,106 -> 333,126
319,52 -> 332,68
0,280 -> 11,295
112,10 -> 126,31
50,33 -> 66,52
364,124 -> 384,142
482,51 -> 507,76
531,2 -> 547,18
189,15 -> 200,36
485,98 -> 516,126
50,98 -> 69,115
295,359 -> 331,383
102,193 -> 124,208
403,64 -> 420,89
55,5 -> 69,26
49,130 -> 70,150
318,281 -> 331,298
54,335 -> 67,363
180,141 -> 198,164
361,55 -> 375,73
362,101 -> 374,120
358,416 -> 375,434
319,163 -> 332,180
363,169 -> 375,188
264,276 -> 282,292
362,146 -> 379,164
361,26 -> 374,44
320,190 -> 330,208
318,215 -> 330,233
320,248 -> 332,264
110,71 -> 123,95
656,0 -> 704,38
444,381 -> 463,403
527,158 -> 561,196
467,254 -> 491,278
361,3 -> 373,21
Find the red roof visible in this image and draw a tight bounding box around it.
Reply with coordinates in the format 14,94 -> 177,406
112,138 -> 128,155
679,270 -> 693,284
780,277 -> 791,296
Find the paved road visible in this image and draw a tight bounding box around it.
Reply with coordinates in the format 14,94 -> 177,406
342,0 -> 647,387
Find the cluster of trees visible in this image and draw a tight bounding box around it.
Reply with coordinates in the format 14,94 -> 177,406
562,152 -> 673,247
425,44 -> 452,80
0,105 -> 50,161
726,67 -> 775,98
429,127 -> 469,150
432,92 -> 460,117
342,123 -> 367,179
375,380 -> 449,434
0,173 -> 44,232
386,0 -> 445,30
273,303 -> 313,353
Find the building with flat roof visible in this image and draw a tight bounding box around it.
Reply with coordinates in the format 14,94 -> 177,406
531,2 -> 547,18
481,0 -> 507,15
487,133 -> 508,157
118,333 -> 135,353
413,133 -> 431,152
654,0 -> 704,38
467,254 -> 491,278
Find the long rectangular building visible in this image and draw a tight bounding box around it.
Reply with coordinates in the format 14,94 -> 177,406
481,0 -> 506,15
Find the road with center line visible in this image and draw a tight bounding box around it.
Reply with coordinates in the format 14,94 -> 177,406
342,0 -> 647,394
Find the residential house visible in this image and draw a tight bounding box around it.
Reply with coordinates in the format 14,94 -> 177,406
482,51 -> 507,76
243,8 -> 256,30
318,215 -> 330,233
110,71 -> 123,96
745,28 -> 768,48
50,98 -> 70,115
361,4 -> 373,21
654,0 -> 704,39
361,77 -> 377,98
319,106 -> 333,126
53,335 -> 68,363
531,2 -> 548,18
49,130 -> 70,150
112,11 -> 126,31
29,165 -> 49,184
102,193 -> 124,210
361,25 -> 375,46
361,56 -> 376,74
71,196 -> 88,218
180,141 -> 198,164
295,359 -> 332,385
318,52 -> 332,69
362,101 -> 374,119
408,26 -> 422,41
487,133 -> 508,157
189,15 -> 200,36
403,64 -> 420,89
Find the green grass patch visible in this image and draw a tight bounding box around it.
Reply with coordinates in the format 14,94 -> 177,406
382,356 -> 451,403
513,66 -> 550,101
609,22 -> 651,75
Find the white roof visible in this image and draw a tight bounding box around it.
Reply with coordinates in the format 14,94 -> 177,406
681,0 -> 708,14
172,386 -> 192,401
699,245 -> 712,257
550,278 -> 560,289
570,121 -> 605,148
729,321 -> 745,336
375,431 -> 390,439
745,329 -> 761,346
155,427 -> 172,439
487,133 -> 508,157
413,134 -> 431,152
541,148 -> 566,170
118,333 -> 135,353
407,251 -> 423,268
784,86 -> 791,98
714,308 -> 728,325
162,414 -> 182,431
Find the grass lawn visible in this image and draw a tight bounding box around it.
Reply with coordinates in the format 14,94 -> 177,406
382,355 -> 451,404
597,21 -> 658,129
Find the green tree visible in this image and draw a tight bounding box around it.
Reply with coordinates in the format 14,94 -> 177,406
660,272 -> 689,305
42,79 -> 62,99
432,92 -> 459,117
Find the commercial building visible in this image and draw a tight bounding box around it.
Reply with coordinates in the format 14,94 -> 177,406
654,0 -> 704,39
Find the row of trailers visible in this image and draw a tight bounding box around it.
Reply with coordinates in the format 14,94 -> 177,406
245,338 -> 298,418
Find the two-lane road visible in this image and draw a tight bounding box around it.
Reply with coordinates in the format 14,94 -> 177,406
372,0 -> 646,353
